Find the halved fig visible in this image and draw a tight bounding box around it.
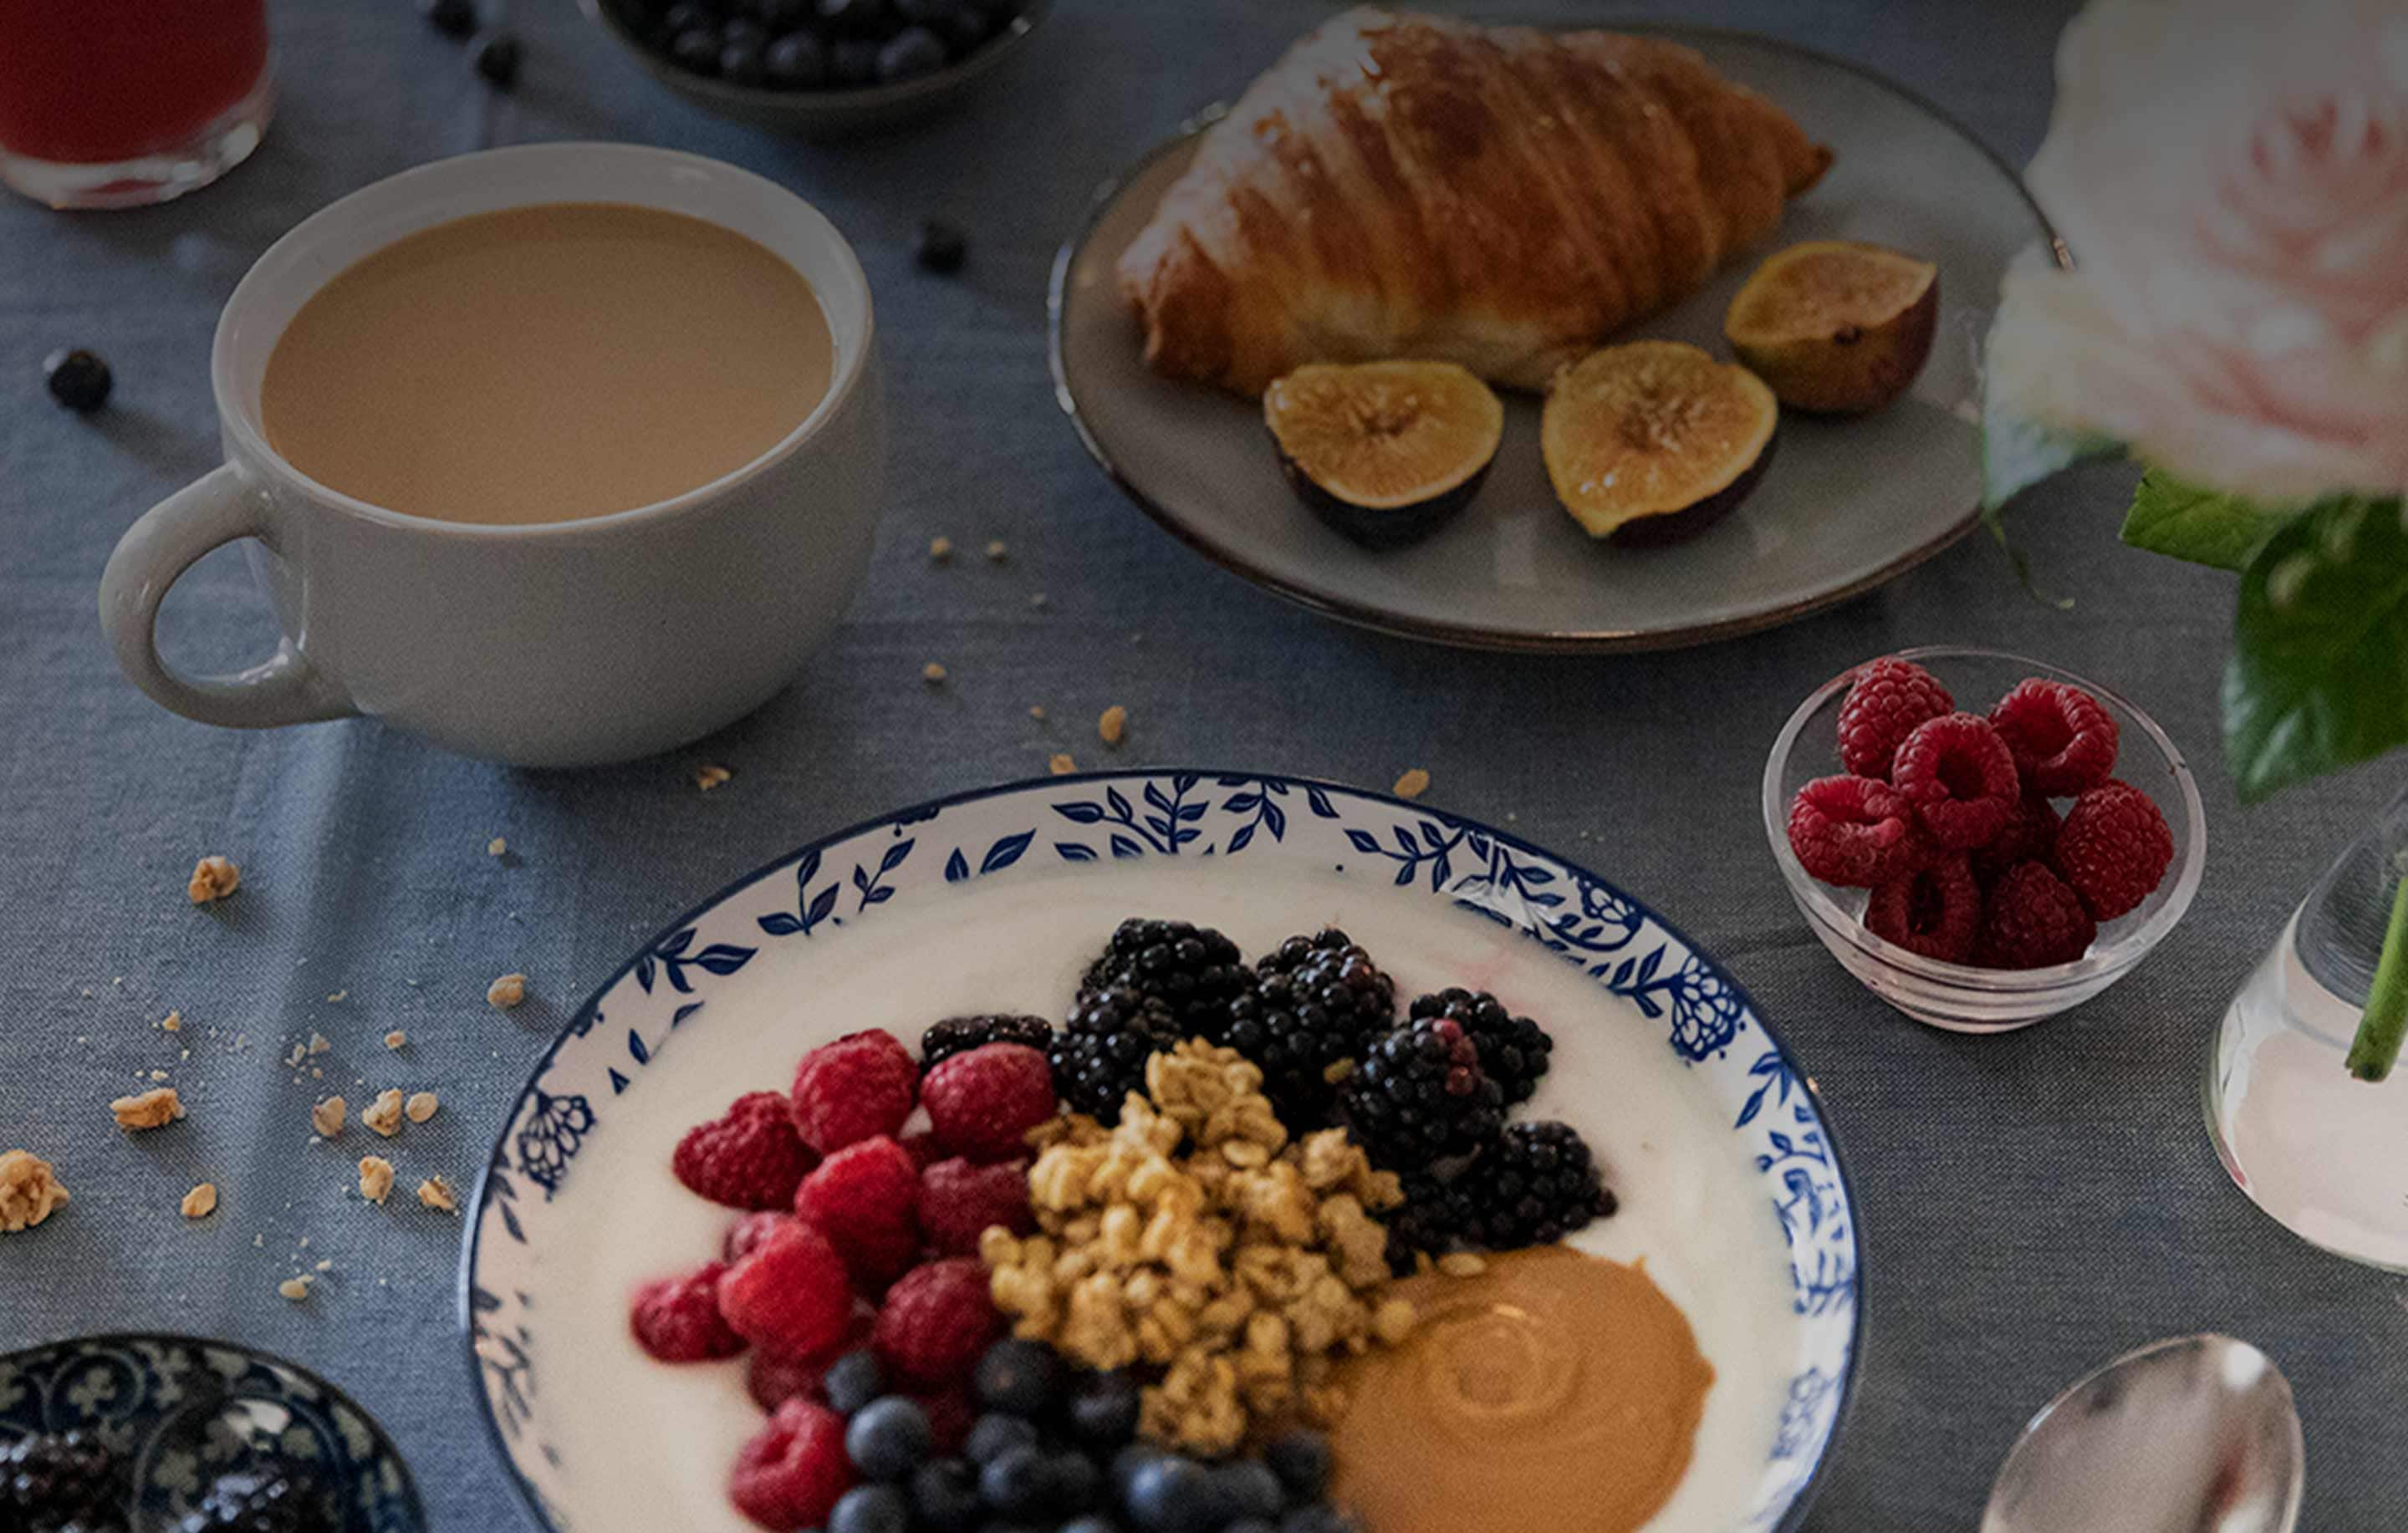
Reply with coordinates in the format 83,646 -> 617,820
1263,360 -> 1503,550
1724,241 -> 1939,415
1539,341 -> 1778,545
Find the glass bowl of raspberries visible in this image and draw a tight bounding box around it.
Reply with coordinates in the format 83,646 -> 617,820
1763,646 -> 2206,1031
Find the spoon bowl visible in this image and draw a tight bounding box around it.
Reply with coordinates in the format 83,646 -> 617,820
1982,1333 -> 2303,1533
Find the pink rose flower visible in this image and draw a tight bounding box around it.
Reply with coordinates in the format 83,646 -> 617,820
1987,0 -> 2408,504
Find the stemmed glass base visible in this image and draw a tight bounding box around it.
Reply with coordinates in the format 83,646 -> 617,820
2206,906 -> 2408,1272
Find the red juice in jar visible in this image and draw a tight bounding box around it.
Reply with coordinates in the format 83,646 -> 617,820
0,0 -> 273,208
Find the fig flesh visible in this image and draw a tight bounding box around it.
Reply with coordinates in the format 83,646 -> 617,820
1724,240 -> 1939,415
1263,360 -> 1504,550
1539,340 -> 1778,545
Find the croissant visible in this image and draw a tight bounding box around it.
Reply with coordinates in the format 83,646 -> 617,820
1117,8 -> 1834,395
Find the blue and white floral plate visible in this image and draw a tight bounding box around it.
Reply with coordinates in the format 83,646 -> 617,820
0,1333 -> 422,1532
462,772 -> 1861,1533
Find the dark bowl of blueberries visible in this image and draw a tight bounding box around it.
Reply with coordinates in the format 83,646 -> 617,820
581,0 -> 1048,138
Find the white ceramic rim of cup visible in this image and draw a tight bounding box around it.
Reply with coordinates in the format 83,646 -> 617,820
210,140 -> 875,539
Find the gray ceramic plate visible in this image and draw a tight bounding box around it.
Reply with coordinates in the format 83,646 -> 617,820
1050,25 -> 2063,652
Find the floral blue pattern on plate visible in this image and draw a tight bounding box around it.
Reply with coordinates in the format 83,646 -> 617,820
0,1333 -> 422,1532
461,770 -> 1862,1533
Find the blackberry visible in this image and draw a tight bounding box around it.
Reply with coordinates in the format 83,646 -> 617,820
921,1014 -> 1054,1072
1338,1016 -> 1501,1173
1211,930 -> 1395,1127
1407,989 -> 1552,1106
1379,1168 -> 1479,1272
175,1460 -> 337,1533
1052,919 -> 1245,1123
1459,1122 -> 1616,1249
3,1431 -> 123,1527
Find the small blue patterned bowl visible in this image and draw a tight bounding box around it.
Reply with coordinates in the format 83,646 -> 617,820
0,1333 -> 423,1532
462,770 -> 1863,1533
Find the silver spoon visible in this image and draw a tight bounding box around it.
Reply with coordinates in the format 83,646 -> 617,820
1982,1333 -> 2304,1533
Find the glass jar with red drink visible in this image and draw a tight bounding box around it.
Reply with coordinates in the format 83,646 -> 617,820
0,0 -> 273,210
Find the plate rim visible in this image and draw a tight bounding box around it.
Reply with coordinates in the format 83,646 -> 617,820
457,766 -> 1866,1533
0,1329 -> 428,1530
1046,20 -> 2069,654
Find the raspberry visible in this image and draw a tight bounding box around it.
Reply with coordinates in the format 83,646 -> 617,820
1990,678 -> 2119,796
913,1387 -> 977,1454
873,1257 -> 1003,1388
1835,656 -> 1954,779
795,1137 -> 922,1286
674,1092 -> 817,1210
1971,794 -> 2062,885
1975,862 -> 2098,969
2053,781 -> 2174,920
730,1398 -> 855,1530
898,1130 -> 943,1171
921,1043 -> 1059,1164
630,1261 -> 747,1362
1863,853 -> 1982,964
919,1157 -> 1036,1256
1891,713 -> 2021,850
791,1031 -> 919,1156
718,1222 -> 857,1359
724,1210 -> 796,1264
746,1305 -> 875,1412
1785,775 -> 1930,888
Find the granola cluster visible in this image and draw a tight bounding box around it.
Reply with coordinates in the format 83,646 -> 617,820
0,1149 -> 69,1233
982,1041 -> 1411,1455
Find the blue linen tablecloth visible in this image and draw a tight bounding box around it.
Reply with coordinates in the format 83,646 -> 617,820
3,1 -> 2404,1527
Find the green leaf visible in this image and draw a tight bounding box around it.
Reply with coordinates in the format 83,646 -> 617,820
1980,407 -> 2118,511
2225,496 -> 2408,802
2121,470 -> 2302,572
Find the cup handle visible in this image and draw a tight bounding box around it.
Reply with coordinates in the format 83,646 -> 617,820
99,465 -> 356,730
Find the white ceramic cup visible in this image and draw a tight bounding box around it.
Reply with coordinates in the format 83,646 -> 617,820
99,142 -> 885,768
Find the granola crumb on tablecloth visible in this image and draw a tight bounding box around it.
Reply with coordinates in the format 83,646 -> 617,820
1098,705 -> 1128,747
487,973 -> 526,1009
359,1156 -> 395,1204
929,535 -> 954,562
160,1011 -> 181,1032
693,763 -> 732,792
488,836 -> 508,857
1049,753 -> 1076,776
417,1175 -> 457,1213
1030,592 -> 1049,609
923,661 -> 947,685
1393,768 -> 1431,800
0,1150 -> 69,1233
110,1087 -> 183,1130
985,539 -> 1008,562
361,1089 -> 405,1138
384,1031 -> 407,1051
186,855 -> 240,904
325,990 -> 348,1004
405,1091 -> 439,1124
278,1275 -> 312,1301
307,1032 -> 331,1056
1029,705 -> 1047,721
311,1097 -> 347,1138
181,1183 -> 217,1220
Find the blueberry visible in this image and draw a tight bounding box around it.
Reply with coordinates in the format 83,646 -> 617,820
471,30 -> 521,87
963,1413 -> 1039,1467
978,1445 -> 1051,1518
973,1340 -> 1061,1417
823,1350 -> 885,1416
829,1483 -> 911,1533
910,1459 -> 983,1533
1048,1451 -> 1102,1513
829,37 -> 880,84
1067,1371 -> 1140,1445
660,1 -> 716,32
670,24 -> 723,70
938,7 -> 989,53
875,24 -> 945,80
814,0 -> 886,33
1108,1444 -> 1166,1505
1216,1462 -> 1282,1523
418,0 -> 477,38
721,14 -> 767,44
893,0 -> 960,22
42,349 -> 110,414
1278,1509 -> 1358,1533
763,29 -> 829,84
1060,1520 -> 1124,1533
1123,1456 -> 1217,1533
719,34 -> 768,82
1227,1523 -> 1278,1533
911,219 -> 970,276
846,1397 -> 933,1480
1261,1432 -> 1330,1504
